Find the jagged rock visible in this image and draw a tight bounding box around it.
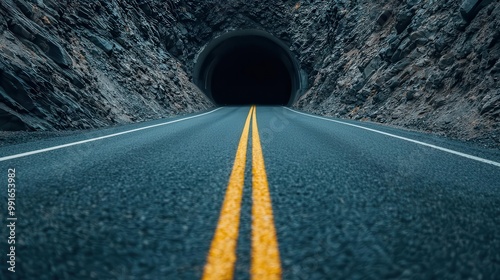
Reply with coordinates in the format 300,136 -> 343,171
0,71 -> 36,111
139,3 -> 153,17
425,71 -> 445,90
376,10 -> 392,26
395,10 -> 414,34
386,76 -> 401,90
53,69 -> 85,89
391,38 -> 416,63
0,107 -> 28,131
0,14 -> 7,32
406,90 -> 416,101
76,6 -> 94,21
373,90 -> 390,104
379,46 -> 394,61
0,85 -> 22,111
88,35 -> 114,54
363,56 -> 383,79
480,92 -> 500,116
13,0 -> 33,19
460,0 -> 494,22
409,30 -> 429,46
8,20 -> 34,40
438,52 -> 455,70
0,0 -> 212,132
433,98 -> 446,109
491,59 -> 500,73
33,34 -> 72,68
406,0 -> 423,7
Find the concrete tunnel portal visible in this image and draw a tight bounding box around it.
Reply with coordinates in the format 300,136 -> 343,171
193,30 -> 305,106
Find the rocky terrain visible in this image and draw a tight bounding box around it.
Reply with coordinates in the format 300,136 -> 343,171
292,0 -> 500,147
0,0 -> 212,132
1,0 -> 499,147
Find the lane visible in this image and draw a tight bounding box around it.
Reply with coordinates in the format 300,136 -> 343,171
203,106 -> 253,280
285,107 -> 500,167
0,108 -> 223,162
255,106 -> 500,279
0,106 -> 252,279
250,107 -> 281,280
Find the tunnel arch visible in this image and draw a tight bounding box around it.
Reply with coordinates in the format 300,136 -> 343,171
193,29 -> 305,106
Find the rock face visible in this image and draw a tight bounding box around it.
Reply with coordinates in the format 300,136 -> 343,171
291,0 -> 500,147
1,0 -> 499,147
0,0 -> 212,131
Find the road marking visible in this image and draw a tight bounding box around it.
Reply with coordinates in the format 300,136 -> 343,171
202,106 -> 254,280
251,107 -> 282,280
0,108 -> 223,162
285,107 -> 500,168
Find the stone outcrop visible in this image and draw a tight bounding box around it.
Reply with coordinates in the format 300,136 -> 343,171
0,0 -> 212,131
291,0 -> 500,147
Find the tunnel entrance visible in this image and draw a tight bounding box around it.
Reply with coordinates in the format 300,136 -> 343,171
211,40 -> 291,105
193,30 -> 304,106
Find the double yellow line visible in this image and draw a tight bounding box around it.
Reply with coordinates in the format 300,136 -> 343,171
203,106 -> 282,280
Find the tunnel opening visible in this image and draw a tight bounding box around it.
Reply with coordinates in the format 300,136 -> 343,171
194,30 -> 303,106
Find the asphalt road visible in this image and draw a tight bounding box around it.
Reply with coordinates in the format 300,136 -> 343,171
1,106 -> 499,279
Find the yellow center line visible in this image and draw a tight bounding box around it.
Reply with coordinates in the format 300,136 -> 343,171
202,106 -> 254,280
203,106 -> 282,280
251,107 -> 282,280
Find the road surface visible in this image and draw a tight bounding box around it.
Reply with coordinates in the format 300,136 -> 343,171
1,106 -> 499,279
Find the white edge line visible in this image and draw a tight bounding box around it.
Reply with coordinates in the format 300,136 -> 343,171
284,107 -> 500,168
0,108 -> 223,162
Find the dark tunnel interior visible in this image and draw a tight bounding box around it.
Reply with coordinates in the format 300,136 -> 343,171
194,31 -> 301,106
211,42 -> 292,105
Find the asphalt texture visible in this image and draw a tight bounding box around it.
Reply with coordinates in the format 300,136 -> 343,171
1,106 -> 499,279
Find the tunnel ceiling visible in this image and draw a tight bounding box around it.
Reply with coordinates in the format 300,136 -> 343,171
193,30 -> 303,106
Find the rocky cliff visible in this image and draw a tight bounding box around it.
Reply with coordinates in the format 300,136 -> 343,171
1,0 -> 499,147
292,0 -> 500,147
0,0 -> 212,131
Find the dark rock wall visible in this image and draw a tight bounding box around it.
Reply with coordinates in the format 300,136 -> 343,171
0,0 -> 212,131
289,0 -> 500,146
173,0 -> 295,72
